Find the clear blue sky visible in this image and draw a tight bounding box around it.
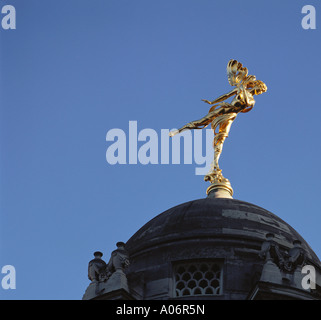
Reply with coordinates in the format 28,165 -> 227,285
1,0 -> 320,299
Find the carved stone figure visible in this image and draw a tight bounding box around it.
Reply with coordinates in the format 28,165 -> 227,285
88,251 -> 108,282
83,243 -> 130,299
283,240 -> 306,272
106,242 -> 130,275
259,234 -> 307,275
259,233 -> 284,268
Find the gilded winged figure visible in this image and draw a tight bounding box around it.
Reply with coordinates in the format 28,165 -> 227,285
169,60 -> 267,192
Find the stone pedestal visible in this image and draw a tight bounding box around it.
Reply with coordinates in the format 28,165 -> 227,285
260,259 -> 282,283
82,270 -> 129,300
207,183 -> 233,199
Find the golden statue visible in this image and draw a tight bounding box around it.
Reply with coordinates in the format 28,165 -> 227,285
169,60 -> 267,197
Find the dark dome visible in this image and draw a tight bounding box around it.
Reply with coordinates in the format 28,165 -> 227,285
124,198 -> 320,300
84,196 -> 321,300
126,198 -> 320,265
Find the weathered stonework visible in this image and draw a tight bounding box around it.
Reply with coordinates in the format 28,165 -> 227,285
84,198 -> 321,300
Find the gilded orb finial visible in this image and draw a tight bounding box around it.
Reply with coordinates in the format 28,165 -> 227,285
169,60 -> 267,198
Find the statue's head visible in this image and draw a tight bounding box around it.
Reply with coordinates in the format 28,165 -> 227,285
227,60 -> 267,96
266,233 -> 275,241
93,251 -> 103,259
254,80 -> 267,95
293,239 -> 302,248
116,242 -> 126,249
246,79 -> 267,96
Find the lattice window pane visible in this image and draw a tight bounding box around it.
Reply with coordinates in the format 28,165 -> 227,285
173,261 -> 223,297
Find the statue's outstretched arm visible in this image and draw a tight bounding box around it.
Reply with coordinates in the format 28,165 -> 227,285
202,88 -> 237,105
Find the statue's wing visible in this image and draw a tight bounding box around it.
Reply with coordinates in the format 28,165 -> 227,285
227,60 -> 248,86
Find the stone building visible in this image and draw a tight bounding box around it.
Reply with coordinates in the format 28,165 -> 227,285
82,188 -> 321,300
82,58 -> 320,300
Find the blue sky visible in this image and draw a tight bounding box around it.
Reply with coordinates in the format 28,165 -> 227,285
1,0 -> 320,299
